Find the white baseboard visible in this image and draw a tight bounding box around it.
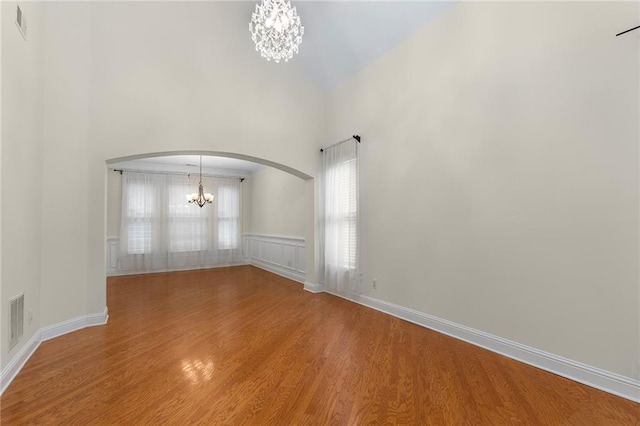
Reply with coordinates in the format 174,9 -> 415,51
250,259 -> 305,284
325,290 -> 640,403
304,281 -> 325,293
40,307 -> 109,341
0,333 -> 41,395
0,307 -> 109,396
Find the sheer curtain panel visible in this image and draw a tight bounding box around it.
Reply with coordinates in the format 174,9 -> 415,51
322,139 -> 359,294
119,171 -> 242,273
119,172 -> 166,271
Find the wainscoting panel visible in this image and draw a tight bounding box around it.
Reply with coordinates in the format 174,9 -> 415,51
106,237 -> 119,276
260,241 -> 282,265
282,244 -> 296,270
296,247 -> 305,273
242,234 -> 305,283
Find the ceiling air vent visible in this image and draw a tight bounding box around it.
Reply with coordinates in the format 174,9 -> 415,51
9,294 -> 25,350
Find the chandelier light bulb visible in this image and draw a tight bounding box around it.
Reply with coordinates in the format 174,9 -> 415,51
249,0 -> 304,63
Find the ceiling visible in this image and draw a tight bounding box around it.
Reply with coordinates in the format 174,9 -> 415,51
110,155 -> 266,177
293,1 -> 455,91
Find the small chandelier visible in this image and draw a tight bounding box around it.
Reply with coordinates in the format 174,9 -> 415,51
186,156 -> 214,208
249,0 -> 304,63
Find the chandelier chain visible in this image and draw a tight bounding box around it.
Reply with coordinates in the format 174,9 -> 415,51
187,155 -> 214,208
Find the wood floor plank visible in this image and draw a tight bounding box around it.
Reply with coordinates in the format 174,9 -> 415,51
1,266 -> 638,424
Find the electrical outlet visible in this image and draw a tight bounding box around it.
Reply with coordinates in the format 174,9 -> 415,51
372,279 -> 377,289
28,309 -> 33,325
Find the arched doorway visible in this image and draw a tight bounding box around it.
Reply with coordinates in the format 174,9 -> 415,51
103,150 -> 319,300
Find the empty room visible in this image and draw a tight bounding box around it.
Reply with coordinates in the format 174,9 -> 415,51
1,0 -> 639,423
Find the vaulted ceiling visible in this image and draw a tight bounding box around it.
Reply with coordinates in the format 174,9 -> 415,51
293,1 -> 455,90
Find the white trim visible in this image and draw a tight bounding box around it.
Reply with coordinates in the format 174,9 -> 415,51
0,307 -> 108,396
0,333 -> 40,395
40,307 -> 109,341
304,282 -> 325,293
251,259 -> 305,284
242,233 -> 305,243
325,290 -> 640,403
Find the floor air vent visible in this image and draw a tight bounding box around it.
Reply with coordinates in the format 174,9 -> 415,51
9,294 -> 24,350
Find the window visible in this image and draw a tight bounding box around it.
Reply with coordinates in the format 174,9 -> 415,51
125,181 -> 155,254
119,171 -> 242,273
218,183 -> 240,250
322,140 -> 359,284
326,158 -> 357,269
168,183 -> 210,253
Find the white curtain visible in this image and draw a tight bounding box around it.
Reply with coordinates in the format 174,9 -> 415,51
322,139 -> 359,294
119,171 -> 242,273
217,180 -> 240,251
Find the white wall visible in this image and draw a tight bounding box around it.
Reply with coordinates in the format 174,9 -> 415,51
1,1 -> 44,369
39,2 -> 93,327
0,0 -> 3,372
106,171 -> 121,238
326,1 -> 639,379
89,2 -> 322,176
637,2 -> 640,381
244,167 -> 306,237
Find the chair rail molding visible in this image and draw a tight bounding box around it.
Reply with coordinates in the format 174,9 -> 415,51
242,234 -> 305,283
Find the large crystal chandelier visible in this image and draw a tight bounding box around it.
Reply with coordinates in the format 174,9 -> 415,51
249,0 -> 304,63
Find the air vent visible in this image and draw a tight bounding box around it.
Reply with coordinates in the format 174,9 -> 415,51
16,5 -> 27,40
9,294 -> 25,350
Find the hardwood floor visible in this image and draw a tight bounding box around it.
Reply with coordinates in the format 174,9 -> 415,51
1,266 -> 638,424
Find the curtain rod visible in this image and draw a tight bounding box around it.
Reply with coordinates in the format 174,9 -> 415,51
320,135 -> 361,153
111,168 -> 245,182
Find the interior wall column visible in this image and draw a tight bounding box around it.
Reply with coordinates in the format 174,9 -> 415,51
304,178 -> 322,292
